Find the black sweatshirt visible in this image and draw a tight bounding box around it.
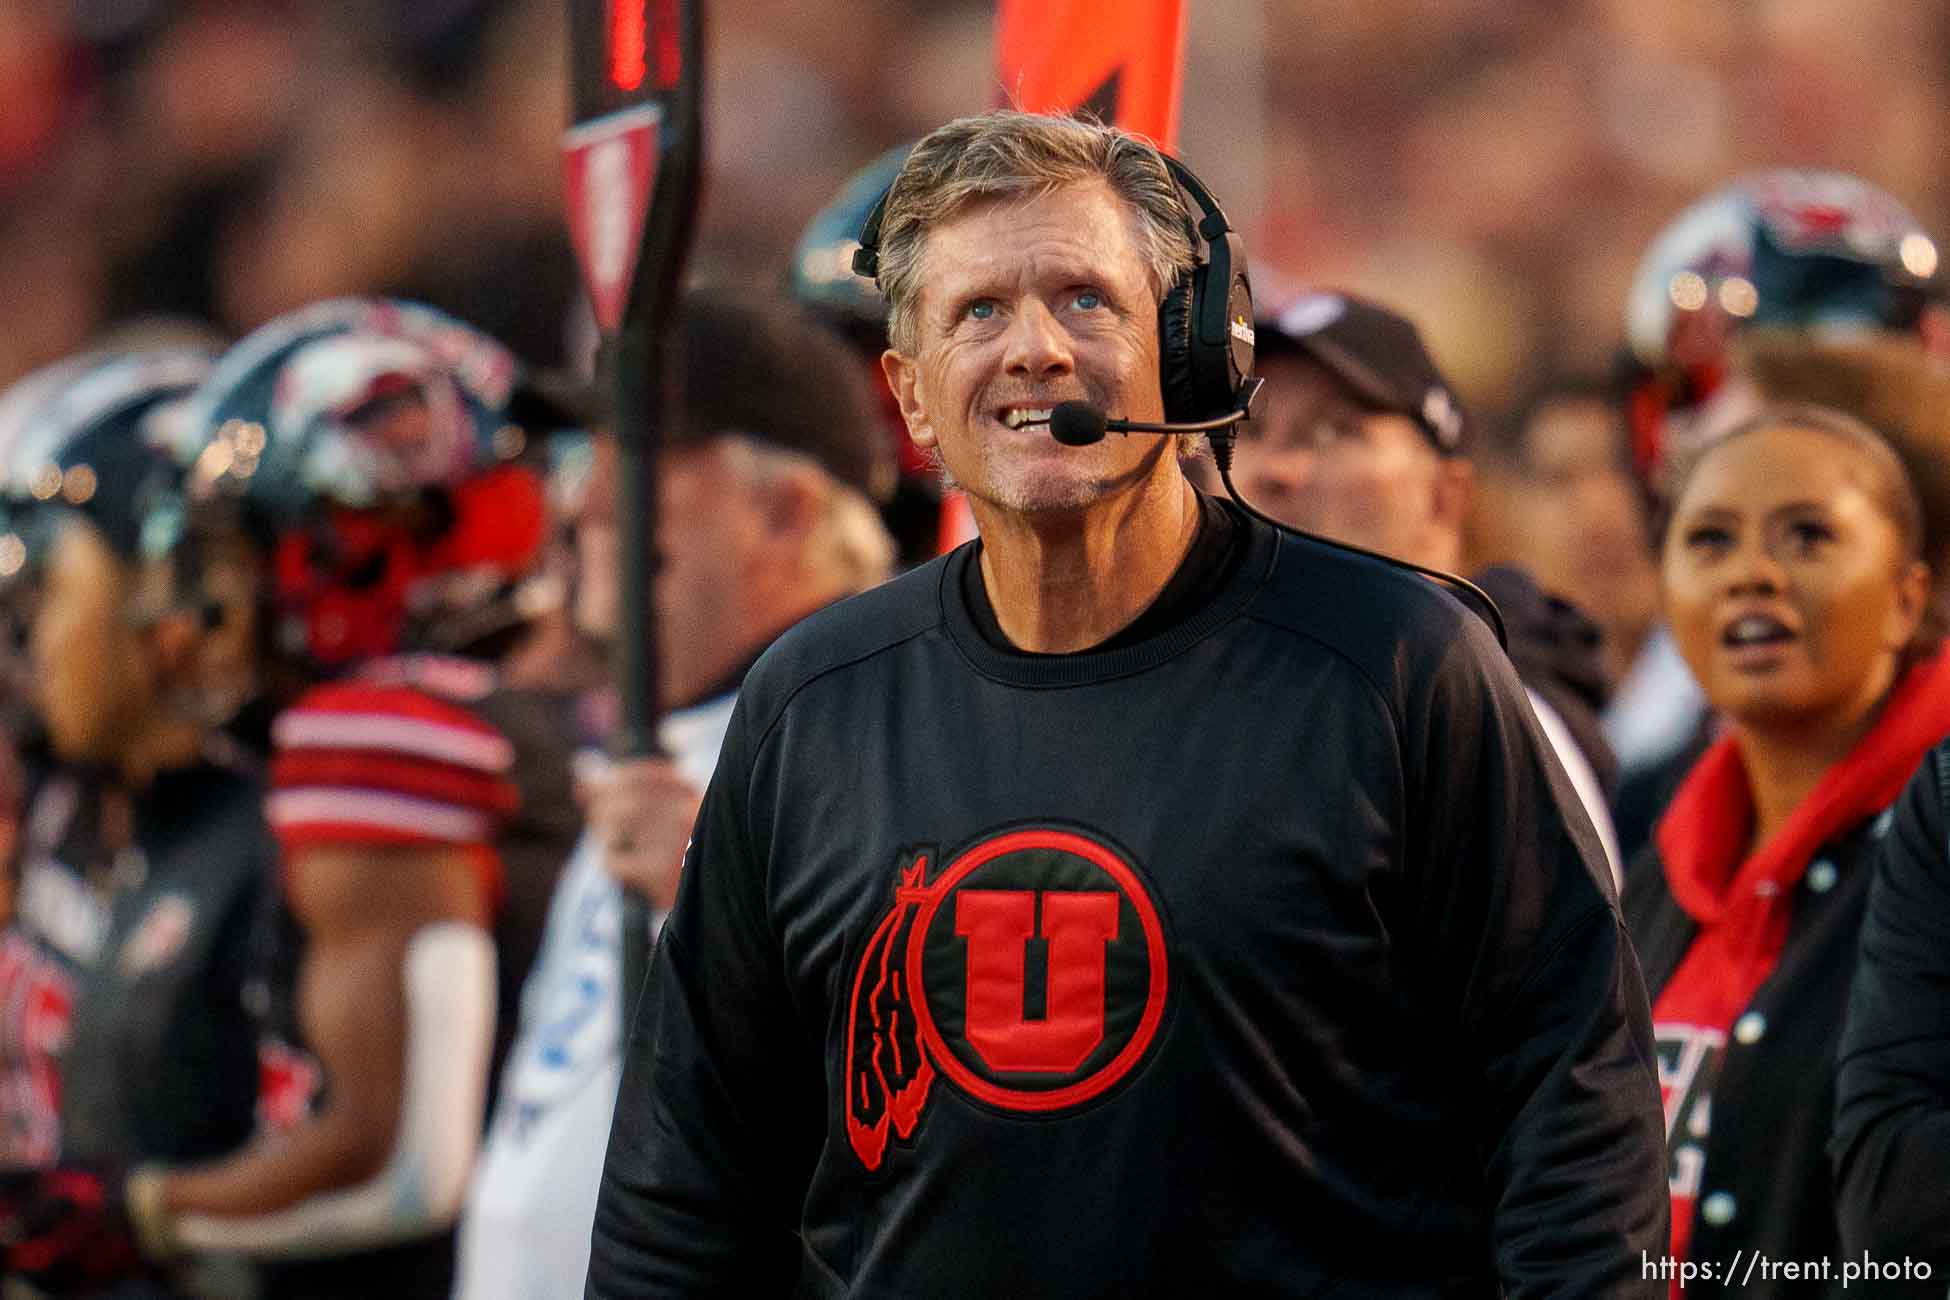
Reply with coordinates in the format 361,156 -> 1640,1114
588,508 -> 1668,1299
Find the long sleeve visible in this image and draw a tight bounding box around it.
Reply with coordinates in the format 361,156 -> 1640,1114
1411,619 -> 1668,1297
1477,904 -> 1669,1297
1831,744 -> 1950,1270
584,707 -> 823,1297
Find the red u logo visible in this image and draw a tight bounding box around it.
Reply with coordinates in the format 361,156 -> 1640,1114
846,827 -> 1169,1167
955,890 -> 1120,1073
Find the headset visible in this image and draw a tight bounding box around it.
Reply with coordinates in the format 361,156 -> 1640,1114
853,153 -> 1258,429
850,141 -> 1505,646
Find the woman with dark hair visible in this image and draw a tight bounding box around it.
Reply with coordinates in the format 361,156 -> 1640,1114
1625,402 -> 1950,1298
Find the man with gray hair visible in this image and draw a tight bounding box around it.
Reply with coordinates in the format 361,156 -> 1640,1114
589,111 -> 1666,1298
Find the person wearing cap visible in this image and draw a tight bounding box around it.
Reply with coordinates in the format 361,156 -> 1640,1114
453,289 -> 897,1300
1231,291 -> 1473,569
1232,290 -> 1623,882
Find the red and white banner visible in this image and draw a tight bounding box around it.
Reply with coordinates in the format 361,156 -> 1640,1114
561,104 -> 662,335
994,0 -> 1189,150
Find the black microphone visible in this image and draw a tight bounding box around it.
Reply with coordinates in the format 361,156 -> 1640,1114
1049,402 -> 1109,446
1045,400 -> 1251,446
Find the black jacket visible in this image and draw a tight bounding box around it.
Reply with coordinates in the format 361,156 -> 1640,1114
1832,741 -> 1950,1282
589,512 -> 1667,1299
1625,814 -> 1941,1298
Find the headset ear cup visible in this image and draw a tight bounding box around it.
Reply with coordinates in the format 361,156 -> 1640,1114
1189,231 -> 1249,418
1223,262 -> 1255,395
1158,153 -> 1254,424
1157,270 -> 1202,425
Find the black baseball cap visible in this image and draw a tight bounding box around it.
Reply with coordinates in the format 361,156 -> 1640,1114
671,291 -> 897,503
1258,292 -> 1468,455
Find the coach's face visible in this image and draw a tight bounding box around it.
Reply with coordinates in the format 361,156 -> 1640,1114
884,179 -> 1172,517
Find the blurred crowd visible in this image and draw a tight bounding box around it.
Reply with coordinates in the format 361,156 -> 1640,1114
5,0 -> 1950,1297
8,0 -> 1950,406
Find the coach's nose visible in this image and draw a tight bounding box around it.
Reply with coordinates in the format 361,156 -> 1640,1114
1002,298 -> 1075,383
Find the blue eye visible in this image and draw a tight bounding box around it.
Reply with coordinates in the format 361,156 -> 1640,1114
1074,291 -> 1102,310
968,301 -> 995,320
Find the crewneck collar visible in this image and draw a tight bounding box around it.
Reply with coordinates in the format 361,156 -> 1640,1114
939,498 -> 1277,688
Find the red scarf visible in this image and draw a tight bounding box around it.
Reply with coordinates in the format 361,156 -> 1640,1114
1651,646 -> 1950,1279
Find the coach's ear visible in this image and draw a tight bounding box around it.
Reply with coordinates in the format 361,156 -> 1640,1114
882,349 -> 935,454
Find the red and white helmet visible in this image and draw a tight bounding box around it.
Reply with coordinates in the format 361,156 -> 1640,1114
1621,170 -> 1941,484
163,299 -> 571,667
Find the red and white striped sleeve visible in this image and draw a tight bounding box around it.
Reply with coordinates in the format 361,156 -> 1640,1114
267,682 -> 520,906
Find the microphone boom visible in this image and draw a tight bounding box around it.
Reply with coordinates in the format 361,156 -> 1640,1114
1044,397 -> 1253,446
